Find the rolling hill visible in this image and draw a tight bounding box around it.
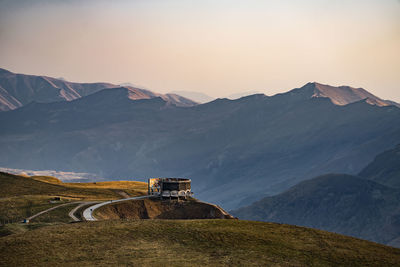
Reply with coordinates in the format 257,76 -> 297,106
231,145 -> 400,247
231,174 -> 400,247
1,80 -> 400,210
0,171 -> 146,200
1,171 -> 400,266
0,68 -> 197,111
1,219 -> 400,266
0,171 -> 147,223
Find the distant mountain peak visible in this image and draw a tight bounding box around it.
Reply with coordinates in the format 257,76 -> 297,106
299,82 -> 399,107
0,68 -> 198,111
226,90 -> 264,100
120,86 -> 198,107
169,90 -> 215,104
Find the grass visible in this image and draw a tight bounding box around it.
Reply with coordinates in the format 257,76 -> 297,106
0,195 -> 73,223
1,171 -> 400,266
31,175 -> 148,195
30,175 -> 63,184
0,172 -> 147,200
30,203 -> 81,223
0,222 -> 59,237
1,219 -> 399,266
0,172 -> 147,223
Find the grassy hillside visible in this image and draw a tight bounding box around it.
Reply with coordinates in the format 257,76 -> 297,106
1,220 -> 399,266
0,171 -> 147,199
0,172 -> 146,222
1,171 -> 400,266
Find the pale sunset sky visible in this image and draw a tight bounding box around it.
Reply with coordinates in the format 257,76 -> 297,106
0,0 -> 399,101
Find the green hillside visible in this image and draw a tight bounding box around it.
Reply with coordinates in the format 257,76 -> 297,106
1,220 -> 400,266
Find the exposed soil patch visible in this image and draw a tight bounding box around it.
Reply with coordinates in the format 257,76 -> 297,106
95,198 -> 235,220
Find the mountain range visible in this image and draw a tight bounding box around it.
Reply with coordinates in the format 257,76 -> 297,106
0,68 -> 197,111
0,68 -> 400,210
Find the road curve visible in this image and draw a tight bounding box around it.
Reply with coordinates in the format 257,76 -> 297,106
68,201 -> 99,222
82,195 -> 151,221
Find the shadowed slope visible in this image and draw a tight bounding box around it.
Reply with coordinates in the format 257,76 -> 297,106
359,144 -> 400,188
231,174 -> 400,247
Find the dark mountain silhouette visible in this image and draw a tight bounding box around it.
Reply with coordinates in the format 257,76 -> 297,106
359,144 -> 400,188
0,77 -> 400,209
231,174 -> 400,247
0,68 -> 197,111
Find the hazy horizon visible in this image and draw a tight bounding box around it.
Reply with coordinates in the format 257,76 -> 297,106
0,0 -> 399,101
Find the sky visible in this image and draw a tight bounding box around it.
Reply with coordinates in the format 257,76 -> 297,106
0,0 -> 399,101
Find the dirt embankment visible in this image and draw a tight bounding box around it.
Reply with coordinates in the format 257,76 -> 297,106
94,198 -> 235,220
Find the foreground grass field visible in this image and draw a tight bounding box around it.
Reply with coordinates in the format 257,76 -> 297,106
1,219 -> 399,266
1,171 -> 400,266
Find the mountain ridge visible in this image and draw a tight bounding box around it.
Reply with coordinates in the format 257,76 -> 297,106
1,82 -> 400,210
0,68 -> 197,110
1,67 -> 399,110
